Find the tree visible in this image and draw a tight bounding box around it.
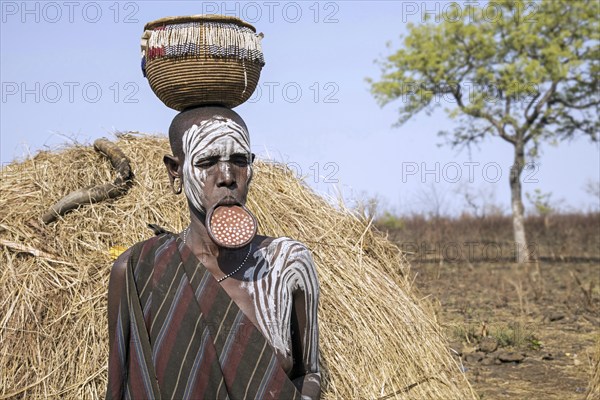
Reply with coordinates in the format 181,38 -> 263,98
368,0 -> 599,263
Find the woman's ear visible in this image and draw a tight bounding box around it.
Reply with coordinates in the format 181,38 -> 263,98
163,154 -> 182,194
247,154 -> 255,186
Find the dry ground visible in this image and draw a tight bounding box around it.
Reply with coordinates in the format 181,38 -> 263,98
409,259 -> 599,399
380,213 -> 600,398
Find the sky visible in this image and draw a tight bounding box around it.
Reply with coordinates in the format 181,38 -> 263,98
2,0 -> 599,216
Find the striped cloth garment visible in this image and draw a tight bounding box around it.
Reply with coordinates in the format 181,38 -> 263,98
106,234 -> 300,399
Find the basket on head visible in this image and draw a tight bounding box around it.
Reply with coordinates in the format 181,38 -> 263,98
141,15 -> 265,111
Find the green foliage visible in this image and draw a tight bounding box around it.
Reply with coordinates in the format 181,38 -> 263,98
369,0 -> 598,262
528,337 -> 543,351
376,211 -> 405,230
450,321 -> 541,350
526,188 -> 555,215
368,0 -> 599,148
451,322 -> 480,343
492,322 -> 540,349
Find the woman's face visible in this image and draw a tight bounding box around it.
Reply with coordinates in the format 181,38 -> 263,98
181,116 -> 253,214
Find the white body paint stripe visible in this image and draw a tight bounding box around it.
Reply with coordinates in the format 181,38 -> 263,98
243,237 -> 320,373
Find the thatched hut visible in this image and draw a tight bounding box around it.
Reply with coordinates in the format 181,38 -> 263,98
0,134 -> 475,399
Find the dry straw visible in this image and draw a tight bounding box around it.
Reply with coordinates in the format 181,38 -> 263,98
587,341 -> 600,400
0,134 -> 475,399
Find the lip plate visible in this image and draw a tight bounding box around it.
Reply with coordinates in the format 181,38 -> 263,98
206,203 -> 258,249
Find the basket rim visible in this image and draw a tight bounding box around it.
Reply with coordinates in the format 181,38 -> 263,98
144,14 -> 257,32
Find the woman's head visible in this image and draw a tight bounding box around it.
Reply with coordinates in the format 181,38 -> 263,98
164,106 -> 255,214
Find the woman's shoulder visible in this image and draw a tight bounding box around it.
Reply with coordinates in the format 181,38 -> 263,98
110,233 -> 175,277
253,236 -> 317,279
256,235 -> 313,260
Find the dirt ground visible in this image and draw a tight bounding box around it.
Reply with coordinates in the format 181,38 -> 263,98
409,259 -> 599,399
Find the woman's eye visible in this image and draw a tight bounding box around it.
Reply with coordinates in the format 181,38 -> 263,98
195,158 -> 218,168
231,157 -> 249,166
194,155 -> 249,168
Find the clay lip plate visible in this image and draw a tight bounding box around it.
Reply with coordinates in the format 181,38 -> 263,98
206,204 -> 258,249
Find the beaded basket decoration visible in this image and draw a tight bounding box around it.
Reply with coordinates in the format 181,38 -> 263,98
141,15 -> 265,111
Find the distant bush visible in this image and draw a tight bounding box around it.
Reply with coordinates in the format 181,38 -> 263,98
376,212 -> 600,262
377,211 -> 404,230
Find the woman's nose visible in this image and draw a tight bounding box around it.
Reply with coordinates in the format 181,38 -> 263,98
217,162 -> 235,187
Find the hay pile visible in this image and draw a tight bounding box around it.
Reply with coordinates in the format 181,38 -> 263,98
0,134 -> 474,399
587,342 -> 600,400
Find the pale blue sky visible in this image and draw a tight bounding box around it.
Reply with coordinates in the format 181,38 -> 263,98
2,1 -> 599,215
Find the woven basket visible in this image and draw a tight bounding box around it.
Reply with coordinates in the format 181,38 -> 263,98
141,15 -> 264,111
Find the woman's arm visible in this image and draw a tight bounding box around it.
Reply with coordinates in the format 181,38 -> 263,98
106,249 -> 131,400
289,248 -> 321,399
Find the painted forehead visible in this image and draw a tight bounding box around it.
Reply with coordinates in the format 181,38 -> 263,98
182,116 -> 251,158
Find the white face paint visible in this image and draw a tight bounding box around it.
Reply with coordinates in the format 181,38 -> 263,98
241,238 -> 320,375
181,116 -> 252,213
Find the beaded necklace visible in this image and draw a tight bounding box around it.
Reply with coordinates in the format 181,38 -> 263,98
183,227 -> 252,283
